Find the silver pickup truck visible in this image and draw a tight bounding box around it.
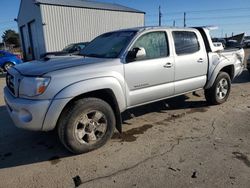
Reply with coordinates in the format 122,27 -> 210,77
4,27 -> 244,154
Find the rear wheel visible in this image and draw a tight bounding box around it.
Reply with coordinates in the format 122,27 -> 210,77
4,62 -> 14,71
57,98 -> 116,154
205,72 -> 231,105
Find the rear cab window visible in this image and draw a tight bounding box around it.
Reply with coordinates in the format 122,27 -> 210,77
172,31 -> 200,55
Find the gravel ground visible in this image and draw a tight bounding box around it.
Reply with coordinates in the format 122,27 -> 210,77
0,50 -> 249,188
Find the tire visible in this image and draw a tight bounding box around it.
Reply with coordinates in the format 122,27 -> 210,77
57,98 -> 116,154
4,62 -> 14,71
205,72 -> 231,105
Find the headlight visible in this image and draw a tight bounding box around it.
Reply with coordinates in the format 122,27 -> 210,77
19,77 -> 51,97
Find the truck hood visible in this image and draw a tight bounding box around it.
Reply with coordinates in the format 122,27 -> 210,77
13,55 -> 112,76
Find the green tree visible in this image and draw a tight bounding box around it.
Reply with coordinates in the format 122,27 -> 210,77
1,29 -> 20,47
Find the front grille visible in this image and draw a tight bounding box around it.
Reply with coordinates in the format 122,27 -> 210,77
6,72 -> 15,95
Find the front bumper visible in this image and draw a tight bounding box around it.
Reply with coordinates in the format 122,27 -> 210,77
4,87 -> 51,131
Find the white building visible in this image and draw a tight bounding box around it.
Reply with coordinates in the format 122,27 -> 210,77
17,0 -> 145,60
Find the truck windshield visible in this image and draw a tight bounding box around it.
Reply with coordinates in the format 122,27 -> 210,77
80,31 -> 137,58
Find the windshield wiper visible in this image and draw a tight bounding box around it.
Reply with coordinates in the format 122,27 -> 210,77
80,53 -> 104,58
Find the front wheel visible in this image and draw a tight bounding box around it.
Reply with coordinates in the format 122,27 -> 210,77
57,98 -> 116,154
205,72 -> 231,105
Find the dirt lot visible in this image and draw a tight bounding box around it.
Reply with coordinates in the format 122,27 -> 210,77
0,51 -> 250,188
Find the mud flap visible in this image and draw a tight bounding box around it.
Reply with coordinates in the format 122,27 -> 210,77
115,113 -> 122,133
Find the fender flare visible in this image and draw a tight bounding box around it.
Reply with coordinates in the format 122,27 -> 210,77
205,63 -> 235,89
42,77 -> 126,131
3,61 -> 15,67
55,77 -> 126,110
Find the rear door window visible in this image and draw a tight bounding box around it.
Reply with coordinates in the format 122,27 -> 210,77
173,31 -> 200,55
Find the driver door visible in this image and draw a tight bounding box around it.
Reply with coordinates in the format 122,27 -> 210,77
124,31 -> 175,107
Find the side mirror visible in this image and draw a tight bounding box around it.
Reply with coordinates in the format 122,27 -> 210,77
135,47 -> 146,58
126,47 -> 146,62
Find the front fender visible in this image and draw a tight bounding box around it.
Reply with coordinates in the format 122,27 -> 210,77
42,77 -> 126,131
54,77 -> 126,111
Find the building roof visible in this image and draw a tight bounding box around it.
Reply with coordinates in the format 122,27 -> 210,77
35,0 -> 145,14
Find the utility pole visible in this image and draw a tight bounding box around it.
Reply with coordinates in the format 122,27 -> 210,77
184,12 -> 186,27
159,6 -> 162,26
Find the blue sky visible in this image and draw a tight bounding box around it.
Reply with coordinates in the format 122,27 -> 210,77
1,0 -> 250,40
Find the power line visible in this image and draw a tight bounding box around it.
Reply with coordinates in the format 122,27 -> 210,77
145,21 -> 250,32
0,22 -> 17,27
0,25 -> 18,31
187,7 -> 250,14
162,14 -> 250,22
0,20 -> 15,24
147,20 -> 250,25
214,22 -> 250,27
160,7 -> 250,15
189,15 -> 250,21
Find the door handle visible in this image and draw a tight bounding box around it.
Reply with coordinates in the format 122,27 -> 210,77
163,62 -> 173,68
197,58 -> 204,63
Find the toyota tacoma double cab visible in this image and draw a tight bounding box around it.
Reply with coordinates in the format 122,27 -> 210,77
4,27 -> 244,154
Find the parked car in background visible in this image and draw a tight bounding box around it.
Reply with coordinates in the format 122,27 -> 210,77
40,42 -> 89,58
0,50 -> 22,71
225,40 -> 242,49
212,38 -> 226,47
243,36 -> 250,48
243,39 -> 250,48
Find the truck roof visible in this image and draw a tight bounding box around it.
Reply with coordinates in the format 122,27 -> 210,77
116,26 -> 200,33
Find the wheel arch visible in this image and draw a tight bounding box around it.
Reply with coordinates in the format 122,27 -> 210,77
220,65 -> 234,80
3,61 -> 15,68
58,89 -> 123,133
205,64 -> 234,89
42,77 -> 126,132
205,71 -> 231,105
